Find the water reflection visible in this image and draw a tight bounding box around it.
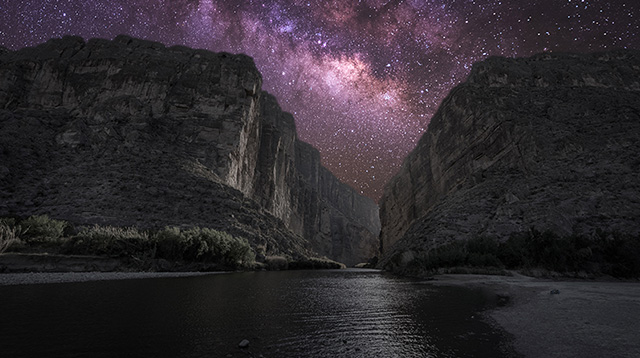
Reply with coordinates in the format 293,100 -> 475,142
271,271 -> 434,357
0,269 -> 515,357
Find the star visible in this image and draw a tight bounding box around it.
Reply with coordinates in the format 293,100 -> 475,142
1,0 -> 638,201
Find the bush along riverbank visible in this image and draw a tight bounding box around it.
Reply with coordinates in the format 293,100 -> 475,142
392,228 -> 640,279
0,215 -> 345,272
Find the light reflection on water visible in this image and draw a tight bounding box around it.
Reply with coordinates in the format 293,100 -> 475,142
272,271 -> 434,357
0,269 -> 516,357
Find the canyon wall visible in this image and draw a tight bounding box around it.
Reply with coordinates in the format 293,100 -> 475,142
0,35 -> 379,265
378,50 -> 640,270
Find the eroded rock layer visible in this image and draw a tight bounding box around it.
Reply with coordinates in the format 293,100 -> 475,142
379,50 -> 640,270
0,35 -> 379,265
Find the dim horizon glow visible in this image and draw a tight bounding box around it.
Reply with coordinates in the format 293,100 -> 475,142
1,0 -> 638,201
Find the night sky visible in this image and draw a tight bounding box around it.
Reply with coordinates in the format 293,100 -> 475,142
1,1 -> 638,201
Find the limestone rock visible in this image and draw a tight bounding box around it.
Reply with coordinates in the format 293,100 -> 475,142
0,35 -> 379,264
378,50 -> 640,270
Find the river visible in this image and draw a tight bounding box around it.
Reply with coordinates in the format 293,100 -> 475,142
0,269 -> 518,357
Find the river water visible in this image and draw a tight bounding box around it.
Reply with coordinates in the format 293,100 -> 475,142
0,269 -> 518,357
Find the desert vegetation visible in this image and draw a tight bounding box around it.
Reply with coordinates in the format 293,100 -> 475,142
400,229 -> 640,278
0,215 -> 254,270
0,215 -> 345,272
288,256 -> 346,270
19,215 -> 68,244
0,221 -> 20,254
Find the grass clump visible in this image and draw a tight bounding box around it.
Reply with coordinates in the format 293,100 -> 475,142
20,215 -> 67,244
65,225 -> 151,257
0,222 -> 21,254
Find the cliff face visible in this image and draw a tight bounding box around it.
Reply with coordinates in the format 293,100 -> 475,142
250,94 -> 379,265
0,35 -> 379,265
379,50 -> 640,269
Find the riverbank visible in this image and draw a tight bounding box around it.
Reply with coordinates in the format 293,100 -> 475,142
0,271 -> 220,286
424,273 -> 640,358
0,252 -> 233,273
1,250 -> 346,272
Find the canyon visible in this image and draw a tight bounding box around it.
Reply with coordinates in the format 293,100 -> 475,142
0,35 -> 379,266
378,50 -> 640,271
3,36 -> 639,272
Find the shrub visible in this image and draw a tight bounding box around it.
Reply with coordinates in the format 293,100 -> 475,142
265,255 -> 289,270
497,234 -> 530,268
65,225 -> 150,257
2,215 -> 255,269
468,253 -> 502,268
289,257 -> 346,269
467,236 -> 500,255
0,222 -> 20,253
415,241 -> 467,270
154,226 -> 187,260
406,230 -> 640,278
599,234 -> 640,278
20,215 -> 67,244
153,227 -> 254,268
0,217 -> 17,227
432,241 -> 468,267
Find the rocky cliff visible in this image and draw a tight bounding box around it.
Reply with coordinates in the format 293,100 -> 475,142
378,50 -> 640,270
0,35 -> 379,265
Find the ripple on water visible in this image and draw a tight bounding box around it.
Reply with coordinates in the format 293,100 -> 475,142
0,270 -> 514,358
256,272 -> 464,357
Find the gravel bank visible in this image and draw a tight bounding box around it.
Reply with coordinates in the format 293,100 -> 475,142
0,271 -> 223,286
425,273 -> 640,358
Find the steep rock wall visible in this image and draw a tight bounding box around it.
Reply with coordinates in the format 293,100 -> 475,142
292,141 -> 380,265
379,50 -> 640,269
251,94 -> 379,265
0,35 -> 379,264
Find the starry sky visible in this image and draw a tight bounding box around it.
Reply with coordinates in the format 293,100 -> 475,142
1,0 -> 638,201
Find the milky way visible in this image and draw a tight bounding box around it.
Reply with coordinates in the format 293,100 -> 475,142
1,0 -> 638,201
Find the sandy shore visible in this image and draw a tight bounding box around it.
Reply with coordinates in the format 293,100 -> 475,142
425,273 -> 640,358
0,271 -> 223,286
